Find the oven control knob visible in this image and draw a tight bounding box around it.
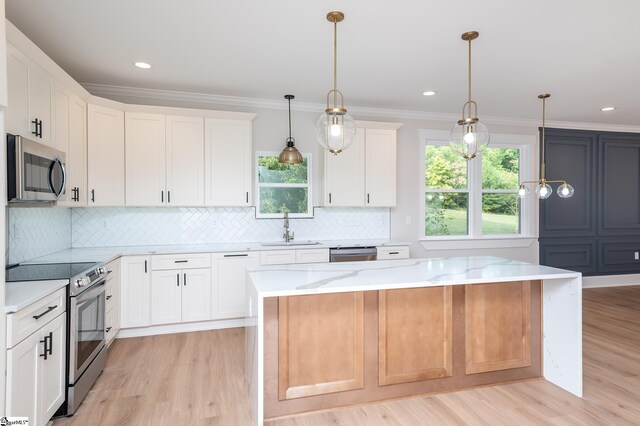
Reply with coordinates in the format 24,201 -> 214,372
76,278 -> 85,287
98,267 -> 106,275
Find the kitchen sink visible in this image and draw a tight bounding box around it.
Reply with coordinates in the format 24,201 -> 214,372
260,241 -> 321,247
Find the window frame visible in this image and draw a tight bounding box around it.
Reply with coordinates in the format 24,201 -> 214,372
420,130 -> 533,241
255,151 -> 313,219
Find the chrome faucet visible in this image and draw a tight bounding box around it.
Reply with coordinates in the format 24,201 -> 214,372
283,212 -> 294,242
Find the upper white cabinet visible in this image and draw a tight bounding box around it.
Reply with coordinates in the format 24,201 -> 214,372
364,128 -> 397,207
56,90 -> 87,206
166,115 -> 205,206
125,113 -> 205,207
324,124 -> 400,207
204,118 -> 253,206
87,104 -> 125,206
7,42 -> 54,146
125,112 -> 166,206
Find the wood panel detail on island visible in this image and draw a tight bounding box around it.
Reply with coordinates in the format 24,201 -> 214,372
247,257 -> 583,425
264,281 -> 541,419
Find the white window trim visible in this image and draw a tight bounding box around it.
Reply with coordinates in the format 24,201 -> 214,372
419,129 -> 534,242
255,151 -> 313,219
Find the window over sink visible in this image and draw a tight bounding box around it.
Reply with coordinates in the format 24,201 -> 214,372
256,152 -> 313,218
421,131 -> 532,240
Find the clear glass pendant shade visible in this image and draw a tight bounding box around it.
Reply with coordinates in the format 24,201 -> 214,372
535,183 -> 552,199
315,111 -> 356,154
518,184 -> 529,198
449,120 -> 490,160
557,183 -> 574,198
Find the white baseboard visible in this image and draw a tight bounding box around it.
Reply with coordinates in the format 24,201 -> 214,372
115,318 -> 249,339
583,274 -> 640,289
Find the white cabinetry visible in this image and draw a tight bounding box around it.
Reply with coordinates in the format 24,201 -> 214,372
150,254 -> 212,325
56,91 -> 87,206
211,252 -> 259,320
120,256 -> 151,328
6,42 -> 54,146
324,124 -> 399,207
296,248 -> 330,264
204,118 -> 253,206
88,104 -> 125,206
125,112 -> 166,206
105,258 -> 121,345
166,115 -> 205,206
376,246 -> 410,260
6,294 -> 66,426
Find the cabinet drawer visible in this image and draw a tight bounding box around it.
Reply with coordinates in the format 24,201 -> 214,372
296,249 -> 329,264
105,309 -> 116,347
151,253 -> 211,270
7,287 -> 66,349
106,258 -> 121,279
105,280 -> 116,313
377,246 -> 410,260
260,250 -> 296,265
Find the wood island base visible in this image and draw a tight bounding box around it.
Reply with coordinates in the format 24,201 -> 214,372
262,281 -> 542,420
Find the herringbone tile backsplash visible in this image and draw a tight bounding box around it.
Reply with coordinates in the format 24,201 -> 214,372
8,207 -> 72,264
71,207 -> 389,247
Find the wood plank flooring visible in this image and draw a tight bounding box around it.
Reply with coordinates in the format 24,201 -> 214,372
54,285 -> 640,425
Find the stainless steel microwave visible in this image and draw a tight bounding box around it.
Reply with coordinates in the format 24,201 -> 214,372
7,134 -> 66,203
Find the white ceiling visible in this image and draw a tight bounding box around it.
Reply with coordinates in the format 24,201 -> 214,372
6,0 -> 640,125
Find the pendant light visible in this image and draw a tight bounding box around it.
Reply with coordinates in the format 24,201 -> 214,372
278,95 -> 303,164
449,31 -> 490,160
518,94 -> 574,199
315,11 -> 356,155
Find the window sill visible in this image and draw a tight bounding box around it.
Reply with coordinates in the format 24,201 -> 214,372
419,237 -> 536,251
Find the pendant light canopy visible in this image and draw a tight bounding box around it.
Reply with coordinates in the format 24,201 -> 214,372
315,11 -> 356,155
449,31 -> 490,160
278,95 -> 303,164
519,94 -> 574,200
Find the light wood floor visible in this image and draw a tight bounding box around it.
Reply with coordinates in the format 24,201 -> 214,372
55,286 -> 640,425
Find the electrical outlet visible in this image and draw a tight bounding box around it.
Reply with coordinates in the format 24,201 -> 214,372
405,216 -> 412,225
635,251 -> 639,260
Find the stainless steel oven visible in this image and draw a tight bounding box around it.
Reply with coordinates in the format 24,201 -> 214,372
67,264 -> 108,414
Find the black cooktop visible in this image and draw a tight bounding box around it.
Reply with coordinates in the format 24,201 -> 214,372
6,262 -> 98,282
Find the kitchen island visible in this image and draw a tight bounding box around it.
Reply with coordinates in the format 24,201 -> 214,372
246,256 -> 582,425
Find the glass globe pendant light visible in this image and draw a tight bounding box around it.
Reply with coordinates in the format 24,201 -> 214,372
449,31 -> 490,160
315,11 -> 356,155
518,93 -> 574,200
278,95 -> 303,164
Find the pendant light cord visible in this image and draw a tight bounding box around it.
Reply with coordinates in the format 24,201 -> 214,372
333,19 -> 338,107
541,97 -> 546,180
467,38 -> 472,117
288,96 -> 292,141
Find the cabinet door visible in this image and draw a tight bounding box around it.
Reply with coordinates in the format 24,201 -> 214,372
29,63 -> 55,146
6,329 -> 41,424
204,118 -> 252,206
211,252 -> 259,319
166,115 -> 204,206
7,43 -> 31,137
125,113 -> 166,206
40,313 -> 66,421
150,270 -> 182,325
325,128 -> 365,206
182,268 -> 212,323
365,128 -> 396,207
61,95 -> 88,205
88,104 -> 125,206
105,308 -> 116,346
120,256 -> 151,328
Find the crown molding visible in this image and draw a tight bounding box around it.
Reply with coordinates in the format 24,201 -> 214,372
82,83 -> 640,133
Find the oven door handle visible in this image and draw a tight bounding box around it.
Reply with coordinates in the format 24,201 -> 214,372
75,279 -> 107,305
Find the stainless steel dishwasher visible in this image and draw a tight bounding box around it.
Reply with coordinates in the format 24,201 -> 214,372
329,246 -> 377,262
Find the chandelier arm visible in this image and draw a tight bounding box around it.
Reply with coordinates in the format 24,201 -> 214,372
545,180 -> 568,184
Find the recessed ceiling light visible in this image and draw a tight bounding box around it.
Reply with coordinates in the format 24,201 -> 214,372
422,90 -> 437,96
600,106 -> 615,111
134,62 -> 152,69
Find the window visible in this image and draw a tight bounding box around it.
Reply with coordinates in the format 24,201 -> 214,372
256,152 -> 312,218
421,131 -> 531,239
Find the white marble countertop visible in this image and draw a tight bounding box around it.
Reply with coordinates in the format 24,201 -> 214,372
22,239 -> 410,264
6,280 -> 68,313
248,256 -> 582,297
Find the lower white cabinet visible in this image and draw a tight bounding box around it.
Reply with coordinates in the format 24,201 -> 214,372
211,252 -> 259,320
120,256 -> 151,328
105,258 -> 121,345
150,268 -> 212,325
6,312 -> 66,426
377,246 -> 410,260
